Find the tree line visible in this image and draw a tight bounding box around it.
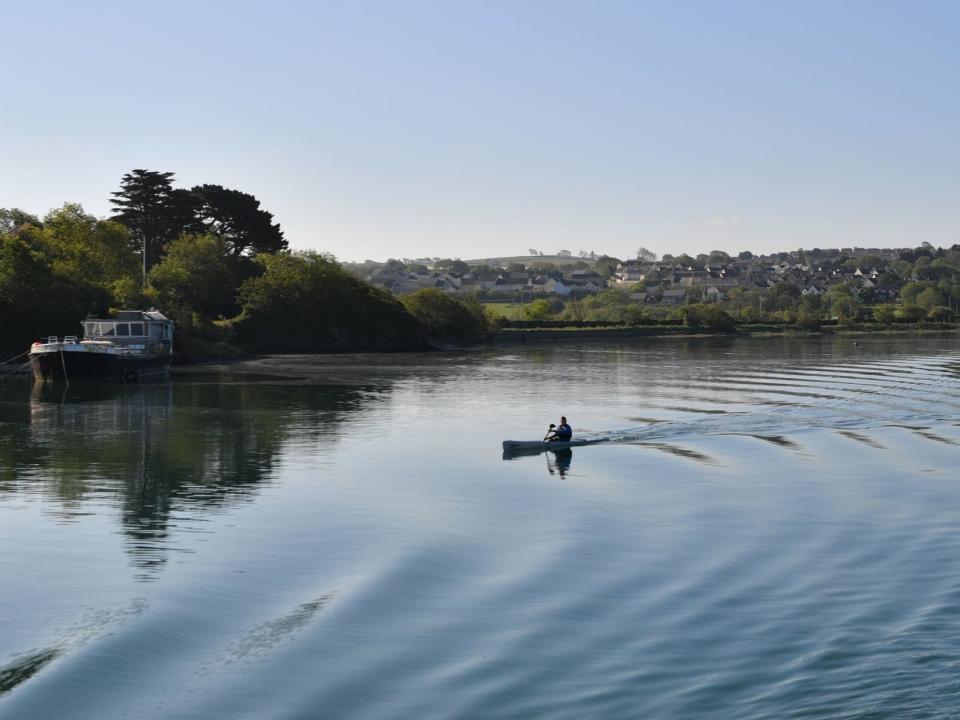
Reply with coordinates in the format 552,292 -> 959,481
0,171 -> 492,359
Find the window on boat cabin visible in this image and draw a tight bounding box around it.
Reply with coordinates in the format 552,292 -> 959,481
100,323 -> 116,337
162,325 -> 171,339
117,324 -> 130,337
129,323 -> 145,336
150,324 -> 163,340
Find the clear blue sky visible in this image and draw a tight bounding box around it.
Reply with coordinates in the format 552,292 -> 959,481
1,1 -> 957,261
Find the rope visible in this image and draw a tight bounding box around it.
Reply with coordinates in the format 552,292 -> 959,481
59,342 -> 69,385
0,349 -> 30,366
0,358 -> 32,378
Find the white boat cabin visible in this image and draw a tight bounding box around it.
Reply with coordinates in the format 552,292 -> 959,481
82,310 -> 174,354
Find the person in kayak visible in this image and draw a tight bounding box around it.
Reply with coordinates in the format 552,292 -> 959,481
552,417 -> 572,442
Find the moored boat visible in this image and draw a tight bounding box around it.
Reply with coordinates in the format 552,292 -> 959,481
29,310 -> 174,383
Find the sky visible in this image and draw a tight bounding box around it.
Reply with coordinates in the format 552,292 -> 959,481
1,1 -> 958,262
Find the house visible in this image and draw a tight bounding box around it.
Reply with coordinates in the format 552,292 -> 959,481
704,286 -> 726,302
493,275 -> 531,294
544,277 -> 573,296
660,288 -> 686,305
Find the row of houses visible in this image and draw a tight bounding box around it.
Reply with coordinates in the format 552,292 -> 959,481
364,254 -> 911,305
610,260 -> 897,301
367,267 -> 607,297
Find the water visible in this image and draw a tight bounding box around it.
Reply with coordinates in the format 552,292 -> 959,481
1,335 -> 959,719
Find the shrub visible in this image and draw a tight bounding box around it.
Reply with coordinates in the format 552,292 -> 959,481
682,304 -> 736,331
234,252 -> 426,352
872,304 -> 897,324
927,305 -> 954,322
895,304 -> 926,323
402,288 -> 492,342
796,309 -> 821,329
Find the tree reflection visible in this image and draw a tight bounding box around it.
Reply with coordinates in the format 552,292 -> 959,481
0,378 -> 386,579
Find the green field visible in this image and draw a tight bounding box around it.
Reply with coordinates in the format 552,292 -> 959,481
482,303 -> 525,320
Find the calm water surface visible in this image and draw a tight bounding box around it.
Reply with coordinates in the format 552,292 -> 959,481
2,335 -> 959,719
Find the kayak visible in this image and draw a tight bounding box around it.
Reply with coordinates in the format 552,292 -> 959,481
502,438 -> 606,451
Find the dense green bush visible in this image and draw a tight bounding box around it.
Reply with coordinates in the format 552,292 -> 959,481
927,305 -> 955,322
796,309 -> 821,329
401,288 -> 492,342
0,233 -> 110,356
872,304 -> 897,323
895,304 -> 926,323
232,252 -> 427,352
682,304 -> 736,331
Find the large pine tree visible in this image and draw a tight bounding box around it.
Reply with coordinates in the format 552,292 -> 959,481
110,170 -> 201,278
192,184 -> 286,257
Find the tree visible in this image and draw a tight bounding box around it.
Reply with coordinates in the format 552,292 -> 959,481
927,306 -> 954,322
433,258 -> 469,275
401,288 -> 490,341
0,208 -> 42,234
769,281 -> 801,311
0,233 -> 109,355
234,252 -> 425,352
592,255 -> 621,280
191,184 -> 286,257
111,170 -> 201,276
524,298 -> 553,320
872,304 -> 897,324
35,204 -> 138,291
915,287 -> 943,309
636,247 -> 657,262
682,304 -> 735,330
895,305 -> 926,323
148,234 -> 242,319
828,283 -> 859,320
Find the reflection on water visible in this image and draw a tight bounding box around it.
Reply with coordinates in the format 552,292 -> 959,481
5,376 -> 396,579
2,337 -> 960,719
545,448 -> 573,478
0,649 -> 60,696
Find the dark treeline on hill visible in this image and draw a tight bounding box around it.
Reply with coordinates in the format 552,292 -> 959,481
0,172 -> 492,359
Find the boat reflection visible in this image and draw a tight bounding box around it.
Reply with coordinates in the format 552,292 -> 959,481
546,447 -> 572,478
13,378 -> 393,580
502,445 -> 573,478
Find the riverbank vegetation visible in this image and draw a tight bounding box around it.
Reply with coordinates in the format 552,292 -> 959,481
4,173 -> 959,360
0,172 -> 494,359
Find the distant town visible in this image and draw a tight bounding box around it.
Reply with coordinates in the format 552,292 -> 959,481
346,244 -> 960,324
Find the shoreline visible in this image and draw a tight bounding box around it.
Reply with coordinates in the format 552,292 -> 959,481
492,322 -> 960,344
7,324 -> 956,376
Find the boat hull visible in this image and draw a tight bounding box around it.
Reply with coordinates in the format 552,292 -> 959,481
30,348 -> 170,383
502,439 -> 602,451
